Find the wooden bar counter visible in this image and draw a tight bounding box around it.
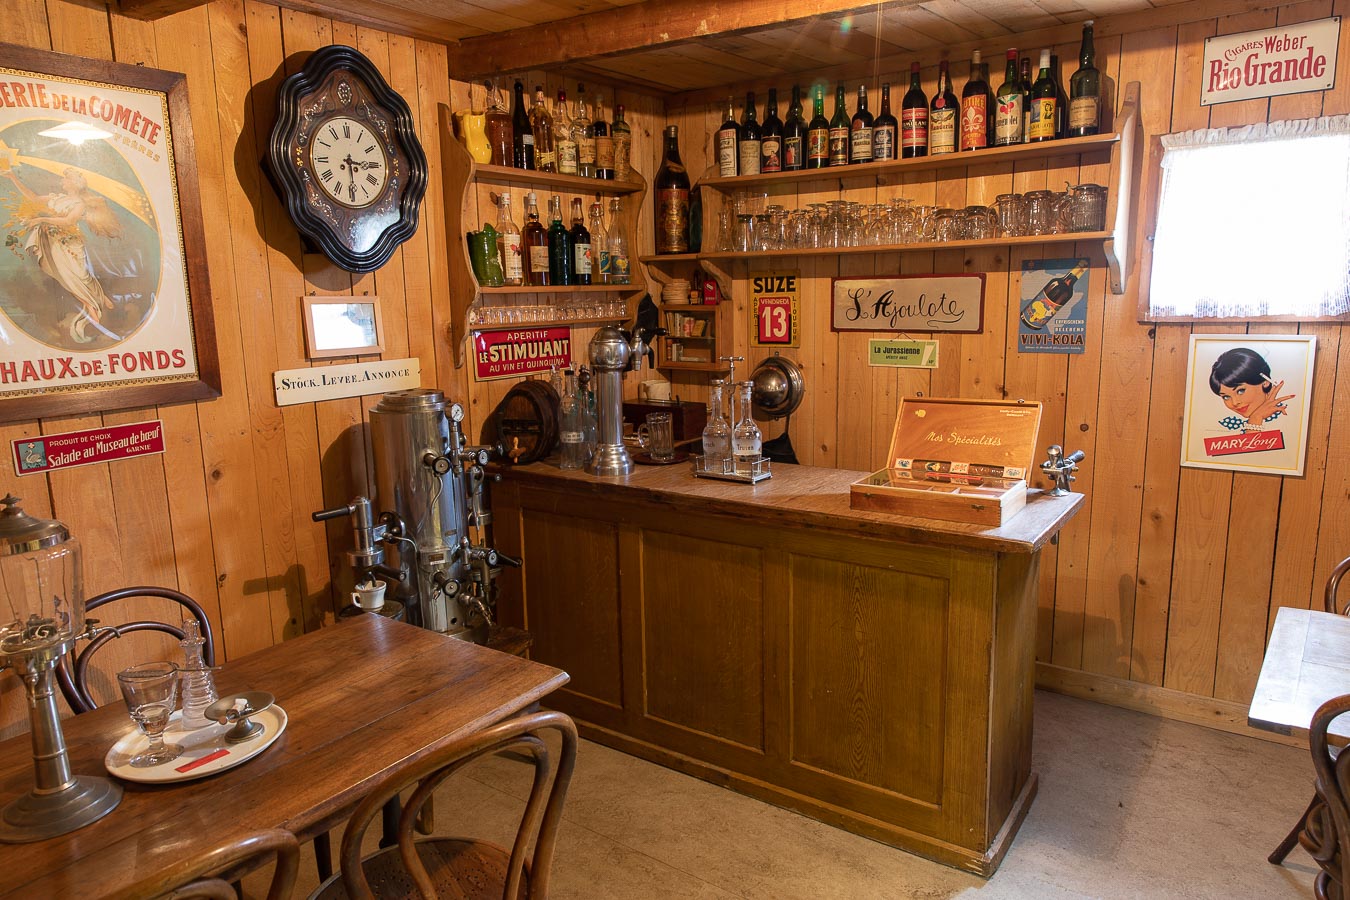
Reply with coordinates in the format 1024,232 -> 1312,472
490,461 -> 1083,875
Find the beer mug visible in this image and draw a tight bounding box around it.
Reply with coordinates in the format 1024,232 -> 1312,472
636,412 -> 675,461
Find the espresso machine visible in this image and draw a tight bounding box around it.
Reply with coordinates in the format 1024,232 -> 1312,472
313,389 -> 513,641
586,325 -> 656,477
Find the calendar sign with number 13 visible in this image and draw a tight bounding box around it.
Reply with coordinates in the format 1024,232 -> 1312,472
751,271 -> 801,348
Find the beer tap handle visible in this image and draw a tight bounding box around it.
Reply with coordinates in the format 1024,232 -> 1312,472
494,552 -> 522,569
312,504 -> 354,522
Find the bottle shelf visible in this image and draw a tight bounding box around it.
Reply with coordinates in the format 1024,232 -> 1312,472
699,231 -> 1112,260
469,163 -> 644,196
643,252 -> 701,262
471,315 -> 628,331
698,131 -> 1121,191
657,303 -> 719,312
479,284 -> 640,294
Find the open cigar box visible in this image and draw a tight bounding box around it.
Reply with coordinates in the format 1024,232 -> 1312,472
850,397 -> 1043,526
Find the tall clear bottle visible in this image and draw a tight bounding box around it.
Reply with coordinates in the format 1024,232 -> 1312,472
731,381 -> 762,475
701,379 -> 732,471
612,104 -> 632,180
530,85 -> 555,172
589,201 -> 610,284
559,369 -> 587,470
496,190 -> 524,286
178,618 -> 217,730
574,84 -> 596,177
554,89 -> 578,175
607,197 -> 630,283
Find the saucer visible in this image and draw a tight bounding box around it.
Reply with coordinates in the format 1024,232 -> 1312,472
105,705 -> 287,784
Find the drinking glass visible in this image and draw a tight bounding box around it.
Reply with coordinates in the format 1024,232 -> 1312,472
117,661 -> 183,768
637,412 -> 675,461
993,193 -> 1025,237
964,205 -> 997,240
933,208 -> 964,242
1066,183 -> 1107,232
1024,190 -> 1060,236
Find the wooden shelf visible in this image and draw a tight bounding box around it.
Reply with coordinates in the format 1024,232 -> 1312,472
470,163 -> 644,195
658,360 -> 722,371
699,132 -> 1121,191
642,253 -> 700,263
667,335 -> 716,341
471,315 -> 627,331
480,284 -> 640,294
698,232 -> 1112,261
657,303 -> 719,312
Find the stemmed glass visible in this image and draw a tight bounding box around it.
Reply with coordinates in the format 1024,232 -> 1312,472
117,661 -> 183,768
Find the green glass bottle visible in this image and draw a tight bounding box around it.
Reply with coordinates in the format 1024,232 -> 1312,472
547,194 -> 573,285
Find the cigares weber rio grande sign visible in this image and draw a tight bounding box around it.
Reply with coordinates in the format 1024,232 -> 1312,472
1202,17 -> 1340,105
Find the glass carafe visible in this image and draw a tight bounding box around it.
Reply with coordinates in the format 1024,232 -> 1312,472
559,369 -> 587,470
701,379 -> 732,472
731,381 -> 762,475
178,618 -> 218,730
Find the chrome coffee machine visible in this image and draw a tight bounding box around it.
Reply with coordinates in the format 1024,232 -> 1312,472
313,389 -> 514,641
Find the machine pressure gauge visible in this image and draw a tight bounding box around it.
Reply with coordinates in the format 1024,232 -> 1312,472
448,403 -> 465,423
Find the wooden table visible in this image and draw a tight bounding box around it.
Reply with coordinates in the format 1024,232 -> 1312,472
0,615 -> 568,899
1250,607 -> 1350,743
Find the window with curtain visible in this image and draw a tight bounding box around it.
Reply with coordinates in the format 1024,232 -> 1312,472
1148,115 -> 1350,319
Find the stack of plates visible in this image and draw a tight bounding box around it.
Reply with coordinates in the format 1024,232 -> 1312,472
662,279 -> 691,304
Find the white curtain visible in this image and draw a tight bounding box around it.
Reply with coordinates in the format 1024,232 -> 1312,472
1149,115 -> 1350,318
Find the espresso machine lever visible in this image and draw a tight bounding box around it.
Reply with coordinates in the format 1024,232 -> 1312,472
311,497 -> 406,585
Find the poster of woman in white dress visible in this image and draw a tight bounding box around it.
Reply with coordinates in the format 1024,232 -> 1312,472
1180,334 -> 1317,476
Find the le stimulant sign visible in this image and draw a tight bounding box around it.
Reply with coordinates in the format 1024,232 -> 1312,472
1202,17 -> 1340,106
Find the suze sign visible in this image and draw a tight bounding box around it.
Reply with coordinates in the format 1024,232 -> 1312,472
751,271 -> 800,348
1202,17 -> 1340,105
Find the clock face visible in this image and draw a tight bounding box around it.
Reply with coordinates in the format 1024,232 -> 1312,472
309,115 -> 389,209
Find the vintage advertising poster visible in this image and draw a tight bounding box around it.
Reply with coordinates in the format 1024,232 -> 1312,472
1202,17 -> 1340,106
473,328 -> 572,381
12,419 -> 164,476
0,46 -> 216,421
1017,258 -> 1090,354
831,274 -> 984,333
868,339 -> 939,369
1180,334 -> 1316,476
750,270 -> 800,348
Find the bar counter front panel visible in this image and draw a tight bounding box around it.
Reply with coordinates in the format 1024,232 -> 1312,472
491,462 -> 1083,875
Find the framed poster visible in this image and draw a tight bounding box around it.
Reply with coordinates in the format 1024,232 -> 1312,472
831,274 -> 984,333
302,295 -> 384,359
750,270 -> 800,348
0,43 -> 218,423
1180,334 -> 1316,476
1016,258 -> 1090,354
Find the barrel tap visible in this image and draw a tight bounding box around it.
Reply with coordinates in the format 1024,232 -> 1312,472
1040,445 -> 1087,496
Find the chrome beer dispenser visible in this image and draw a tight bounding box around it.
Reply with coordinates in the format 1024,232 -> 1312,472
313,389 -> 511,641
586,325 -> 657,477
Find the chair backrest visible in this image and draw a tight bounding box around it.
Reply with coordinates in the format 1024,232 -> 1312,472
1326,556 -> 1350,616
339,708 -> 578,900
151,828 -> 299,900
56,585 -> 217,714
1304,694 -> 1350,900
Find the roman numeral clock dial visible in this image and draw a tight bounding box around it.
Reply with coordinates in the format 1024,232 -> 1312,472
266,44 -> 428,273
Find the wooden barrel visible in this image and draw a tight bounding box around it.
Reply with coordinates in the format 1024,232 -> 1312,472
483,379 -> 560,464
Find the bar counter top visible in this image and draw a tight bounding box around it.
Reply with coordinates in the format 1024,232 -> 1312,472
498,459 -> 1084,554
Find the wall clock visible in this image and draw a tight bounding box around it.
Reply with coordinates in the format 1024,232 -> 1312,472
267,45 -> 428,273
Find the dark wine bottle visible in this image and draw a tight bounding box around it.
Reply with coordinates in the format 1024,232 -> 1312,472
807,85 -> 830,169
1020,56 -> 1033,142
522,191 -> 549,286
1069,20 -> 1101,136
761,88 -> 783,173
829,82 -> 850,166
738,91 -> 762,176
900,62 -> 927,158
1051,54 -> 1069,139
960,50 -> 989,151
512,80 -> 535,169
655,125 -> 691,253
929,60 -> 958,155
783,85 -> 806,171
849,84 -> 874,164
1028,50 -> 1056,143
872,83 -> 897,161
994,49 -> 1025,147
716,97 -> 738,176
568,197 -> 591,285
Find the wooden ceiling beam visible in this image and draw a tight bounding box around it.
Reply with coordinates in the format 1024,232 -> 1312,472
445,0 -> 933,80
116,0 -> 213,18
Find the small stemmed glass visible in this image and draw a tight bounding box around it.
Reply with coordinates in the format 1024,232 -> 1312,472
117,661 -> 183,768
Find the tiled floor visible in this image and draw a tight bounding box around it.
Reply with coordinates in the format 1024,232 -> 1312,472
281,691 -> 1318,898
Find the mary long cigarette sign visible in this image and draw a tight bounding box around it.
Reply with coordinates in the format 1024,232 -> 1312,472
1202,17 -> 1339,105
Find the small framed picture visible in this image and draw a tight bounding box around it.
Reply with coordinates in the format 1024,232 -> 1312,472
302,295 -> 384,359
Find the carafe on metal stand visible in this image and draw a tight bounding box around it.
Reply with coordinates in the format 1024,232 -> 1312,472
731,381 -> 763,475
701,379 -> 732,472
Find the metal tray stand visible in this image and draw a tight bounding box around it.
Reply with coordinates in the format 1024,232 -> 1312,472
690,454 -> 773,484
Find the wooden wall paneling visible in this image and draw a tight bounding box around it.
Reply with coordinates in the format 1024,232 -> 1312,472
929,169 -> 970,401
242,0 -> 336,636
836,173 -> 878,473
868,172 -> 904,469
420,40 -> 463,415
1078,25 -> 1173,679
8,0 -> 50,48
802,175 -> 841,468
959,161 -> 1014,403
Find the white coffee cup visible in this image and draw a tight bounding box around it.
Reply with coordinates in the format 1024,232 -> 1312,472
352,579 -> 387,611
639,380 -> 672,402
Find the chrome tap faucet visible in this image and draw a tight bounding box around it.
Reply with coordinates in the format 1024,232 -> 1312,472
586,325 -> 656,477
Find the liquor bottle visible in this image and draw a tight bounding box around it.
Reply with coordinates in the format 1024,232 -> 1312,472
511,81 -> 534,169
569,198 -> 592,285
872,82 -> 897,161
522,191 -> 549,286
1020,56 -> 1034,141
554,89 -> 577,175
594,94 -> 614,179
1020,262 -> 1087,329
547,195 -> 573,285
828,82 -> 850,166
994,49 -> 1025,147
1069,20 -> 1101,136
589,201 -> 610,283
929,60 -> 958,155
530,86 -> 555,173
732,381 -> 762,475
612,104 -> 632,180
782,84 -> 806,171
1051,54 -> 1069,139
559,369 -> 587,470
654,125 -> 690,254
574,83 -> 596,177
850,84 -> 874,164
960,50 -> 990,151
607,197 -> 630,283
485,81 -> 512,167
900,62 -> 927,158
701,379 -> 732,471
806,85 -> 830,169
1029,50 -> 1056,143
738,91 -> 762,176
761,88 -> 783,173
716,97 -> 739,176
495,189 -> 524,286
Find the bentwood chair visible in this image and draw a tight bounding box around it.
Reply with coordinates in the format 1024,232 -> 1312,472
312,708 -> 578,900
1300,693 -> 1350,900
151,828 -> 300,900
1270,555 -> 1350,866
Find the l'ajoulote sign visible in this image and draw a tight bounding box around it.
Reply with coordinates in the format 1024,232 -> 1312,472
1202,17 -> 1340,106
